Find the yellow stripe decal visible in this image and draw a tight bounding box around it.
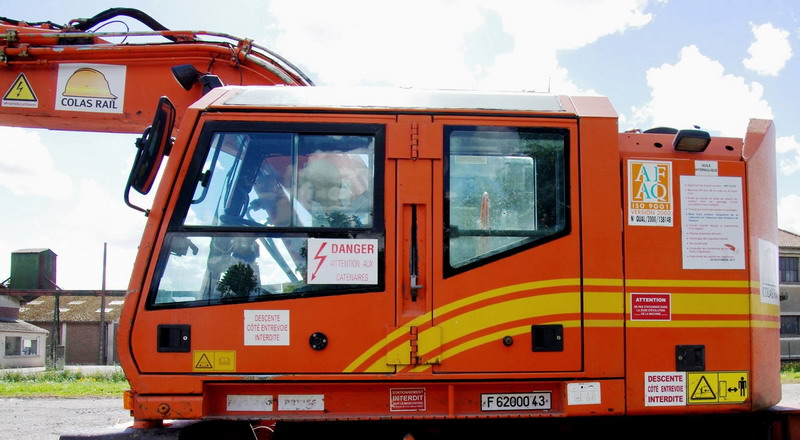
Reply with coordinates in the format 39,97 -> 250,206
364,292 -> 581,372
626,279 -> 750,288
584,290 -> 624,313
345,279 -> 582,372
344,278 -> 768,373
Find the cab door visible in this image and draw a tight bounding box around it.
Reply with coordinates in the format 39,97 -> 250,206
422,116 -> 582,374
130,114 -> 401,375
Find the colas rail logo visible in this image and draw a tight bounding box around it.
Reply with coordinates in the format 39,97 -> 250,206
55,64 -> 126,114
62,68 -> 117,109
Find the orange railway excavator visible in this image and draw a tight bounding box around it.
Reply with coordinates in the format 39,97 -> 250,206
2,9 -> 798,440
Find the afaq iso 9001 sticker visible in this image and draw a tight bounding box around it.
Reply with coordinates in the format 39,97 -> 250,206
628,160 -> 673,227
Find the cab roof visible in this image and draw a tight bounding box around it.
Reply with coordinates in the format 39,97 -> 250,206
211,86 -> 574,114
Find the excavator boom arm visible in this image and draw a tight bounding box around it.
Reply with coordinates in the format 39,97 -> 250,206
0,9 -> 312,133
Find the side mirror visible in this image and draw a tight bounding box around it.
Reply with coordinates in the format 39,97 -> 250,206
125,96 -> 176,214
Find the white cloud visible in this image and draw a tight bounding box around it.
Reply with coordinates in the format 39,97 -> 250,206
743,23 -> 793,76
267,0 -> 652,92
779,194 -> 800,235
629,45 -> 772,136
48,179 -> 147,289
778,135 -> 800,175
0,127 -> 73,199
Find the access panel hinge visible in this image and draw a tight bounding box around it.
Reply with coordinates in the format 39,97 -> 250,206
386,325 -> 441,366
410,120 -> 420,160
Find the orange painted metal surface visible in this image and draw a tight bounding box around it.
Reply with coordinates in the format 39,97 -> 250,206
112,87 -> 779,425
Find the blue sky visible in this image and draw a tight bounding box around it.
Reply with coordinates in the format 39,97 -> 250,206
0,0 -> 798,289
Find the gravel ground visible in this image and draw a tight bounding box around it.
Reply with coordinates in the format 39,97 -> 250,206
1,385 -> 799,440
0,397 -> 131,440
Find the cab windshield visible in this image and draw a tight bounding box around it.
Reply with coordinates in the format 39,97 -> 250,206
148,123 -> 383,308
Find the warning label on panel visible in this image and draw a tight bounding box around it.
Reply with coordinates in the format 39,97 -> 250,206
390,388 -> 427,412
645,371 -> 749,406
628,160 -> 673,226
631,293 -> 671,320
307,238 -> 378,284
645,372 -> 687,406
687,371 -> 748,404
2,73 -> 38,108
55,64 -> 125,114
192,350 -> 236,372
244,310 -> 289,346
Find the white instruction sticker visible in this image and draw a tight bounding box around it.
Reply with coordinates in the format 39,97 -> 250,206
244,310 -> 289,346
680,176 -> 745,270
567,382 -> 601,405
758,239 -> 780,305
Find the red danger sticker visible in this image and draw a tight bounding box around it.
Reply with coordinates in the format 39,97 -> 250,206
390,388 -> 426,412
631,293 -> 671,320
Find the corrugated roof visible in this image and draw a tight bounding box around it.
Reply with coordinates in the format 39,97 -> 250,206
780,229 -> 800,248
0,319 -> 48,334
19,296 -> 123,323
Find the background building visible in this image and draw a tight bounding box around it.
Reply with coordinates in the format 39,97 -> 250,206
779,229 -> 800,360
0,293 -> 48,368
19,295 -> 121,365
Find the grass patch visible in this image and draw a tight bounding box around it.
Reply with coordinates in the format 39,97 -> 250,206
0,369 -> 128,397
781,361 -> 800,384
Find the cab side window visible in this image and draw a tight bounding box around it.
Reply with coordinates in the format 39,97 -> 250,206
445,126 -> 568,272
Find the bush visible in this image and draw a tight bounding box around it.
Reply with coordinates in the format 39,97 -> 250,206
782,361 -> 800,373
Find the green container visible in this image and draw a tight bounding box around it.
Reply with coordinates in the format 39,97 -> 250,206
9,248 -> 57,289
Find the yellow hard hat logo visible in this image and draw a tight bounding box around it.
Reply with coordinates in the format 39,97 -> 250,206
63,68 -> 117,99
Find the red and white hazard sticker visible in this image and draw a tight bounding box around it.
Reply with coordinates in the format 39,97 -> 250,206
307,238 -> 378,284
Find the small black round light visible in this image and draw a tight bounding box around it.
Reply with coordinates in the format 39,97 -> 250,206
309,332 -> 328,350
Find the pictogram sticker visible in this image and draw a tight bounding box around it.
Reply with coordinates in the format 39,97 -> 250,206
690,375 -> 716,401
687,371 -> 748,404
195,354 -> 213,369
2,73 -> 38,108
192,350 -> 236,372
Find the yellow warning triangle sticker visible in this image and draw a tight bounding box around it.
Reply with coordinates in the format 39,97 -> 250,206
690,375 -> 717,400
3,73 -> 37,102
195,353 -> 213,369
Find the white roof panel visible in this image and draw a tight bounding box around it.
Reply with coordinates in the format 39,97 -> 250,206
219,86 -> 566,113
